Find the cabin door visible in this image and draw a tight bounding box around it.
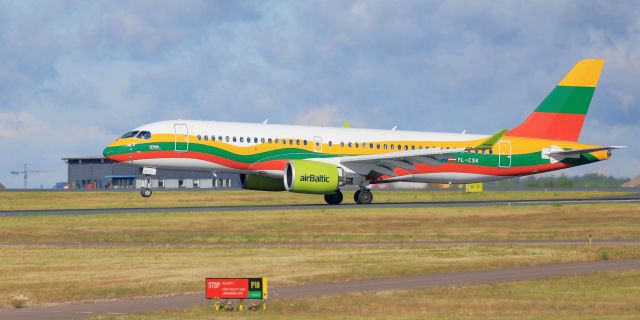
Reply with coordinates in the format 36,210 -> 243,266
498,140 -> 512,168
174,123 -> 189,152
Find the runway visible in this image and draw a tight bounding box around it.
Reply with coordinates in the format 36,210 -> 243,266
1,194 -> 639,216
1,239 -> 640,247
2,258 -> 639,320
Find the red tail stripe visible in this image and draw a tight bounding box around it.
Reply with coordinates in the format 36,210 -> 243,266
506,112 -> 586,141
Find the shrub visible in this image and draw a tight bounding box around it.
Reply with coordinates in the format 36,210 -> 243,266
10,294 -> 30,308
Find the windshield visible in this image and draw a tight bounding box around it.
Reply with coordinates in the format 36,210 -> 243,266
120,131 -> 140,139
137,131 -> 151,139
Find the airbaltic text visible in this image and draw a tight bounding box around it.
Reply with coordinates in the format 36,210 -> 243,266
299,174 -> 331,183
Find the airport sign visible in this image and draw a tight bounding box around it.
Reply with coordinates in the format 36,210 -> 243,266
205,278 -> 267,299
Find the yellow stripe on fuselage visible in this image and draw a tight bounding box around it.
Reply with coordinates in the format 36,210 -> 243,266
113,133 -> 600,158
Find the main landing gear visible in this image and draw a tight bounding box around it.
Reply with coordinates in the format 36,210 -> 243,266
354,188 -> 373,204
324,189 -> 343,205
323,188 -> 373,205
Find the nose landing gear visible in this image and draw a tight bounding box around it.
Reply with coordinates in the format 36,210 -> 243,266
140,187 -> 152,198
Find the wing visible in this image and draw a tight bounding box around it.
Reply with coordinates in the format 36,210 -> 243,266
339,147 -> 466,177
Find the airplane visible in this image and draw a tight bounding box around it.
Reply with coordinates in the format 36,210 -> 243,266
103,59 -> 625,204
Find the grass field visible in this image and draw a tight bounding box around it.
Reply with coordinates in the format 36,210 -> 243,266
1,203 -> 639,243
1,191 -> 639,318
1,201 -> 639,308
0,189 -> 633,210
101,270 -> 640,319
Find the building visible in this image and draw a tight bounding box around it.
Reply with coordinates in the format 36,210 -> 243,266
62,156 -> 241,190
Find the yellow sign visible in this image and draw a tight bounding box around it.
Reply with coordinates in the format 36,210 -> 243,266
465,183 -> 483,193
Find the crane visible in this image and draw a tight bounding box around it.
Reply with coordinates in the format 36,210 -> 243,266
10,164 -> 44,189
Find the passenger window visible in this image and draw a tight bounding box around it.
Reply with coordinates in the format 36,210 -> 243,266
218,136 -> 222,141
296,139 -> 300,145
355,142 -> 359,148
404,145 -> 408,150
340,142 -> 345,147
275,138 -> 280,144
376,144 -> 380,149
240,137 -> 244,142
204,135 -> 208,141
225,136 -> 230,142
328,141 -> 332,147
247,137 -> 251,143
411,145 -> 415,150
384,144 -> 388,149
282,139 -> 287,145
268,138 -> 272,143
370,143 -> 374,149
303,140 -> 308,146
233,137 -> 237,142
289,139 -> 293,145
489,149 -> 493,155
254,137 -> 258,143
348,142 -> 352,148
391,145 -> 395,150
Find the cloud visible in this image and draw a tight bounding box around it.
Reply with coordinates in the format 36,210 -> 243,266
294,105 -> 346,127
1,1 -> 640,187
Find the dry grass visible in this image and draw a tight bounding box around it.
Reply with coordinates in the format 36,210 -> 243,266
106,269 -> 640,320
2,244 -> 637,308
0,190 -> 632,210
1,203 -> 639,243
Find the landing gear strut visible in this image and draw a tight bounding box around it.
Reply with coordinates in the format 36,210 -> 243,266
140,175 -> 152,198
354,188 -> 373,204
324,189 -> 343,205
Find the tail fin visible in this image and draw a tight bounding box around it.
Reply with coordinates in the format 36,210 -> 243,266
506,59 -> 605,142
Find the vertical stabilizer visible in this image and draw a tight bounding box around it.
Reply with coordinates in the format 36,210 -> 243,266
506,59 -> 604,142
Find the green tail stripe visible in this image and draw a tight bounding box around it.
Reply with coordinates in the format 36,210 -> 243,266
534,86 -> 595,114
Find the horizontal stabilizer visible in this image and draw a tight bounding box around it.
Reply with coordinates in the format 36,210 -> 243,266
548,146 -> 626,157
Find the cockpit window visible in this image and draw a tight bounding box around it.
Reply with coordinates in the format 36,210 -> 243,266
120,131 -> 140,139
137,131 -> 152,139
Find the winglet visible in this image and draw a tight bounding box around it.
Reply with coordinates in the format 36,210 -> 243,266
475,129 -> 508,150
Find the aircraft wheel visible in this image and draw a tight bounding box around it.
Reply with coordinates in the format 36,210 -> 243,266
140,188 -> 152,198
355,189 -> 373,204
353,190 -> 361,203
324,189 -> 343,205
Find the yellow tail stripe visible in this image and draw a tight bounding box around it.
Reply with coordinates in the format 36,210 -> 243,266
557,59 -> 605,87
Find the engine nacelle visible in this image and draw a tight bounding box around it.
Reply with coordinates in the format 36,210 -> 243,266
284,160 -> 341,194
240,174 -> 286,191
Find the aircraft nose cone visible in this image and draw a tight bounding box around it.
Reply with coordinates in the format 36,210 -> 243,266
103,145 -> 114,160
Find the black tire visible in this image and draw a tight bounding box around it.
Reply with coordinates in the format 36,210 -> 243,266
140,188 -> 152,198
353,190 -> 361,203
355,189 -> 373,204
324,189 -> 343,205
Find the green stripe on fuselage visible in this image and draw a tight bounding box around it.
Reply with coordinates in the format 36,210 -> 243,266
104,142 -> 601,168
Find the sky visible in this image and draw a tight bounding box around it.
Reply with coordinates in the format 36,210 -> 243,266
1,0 -> 639,188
